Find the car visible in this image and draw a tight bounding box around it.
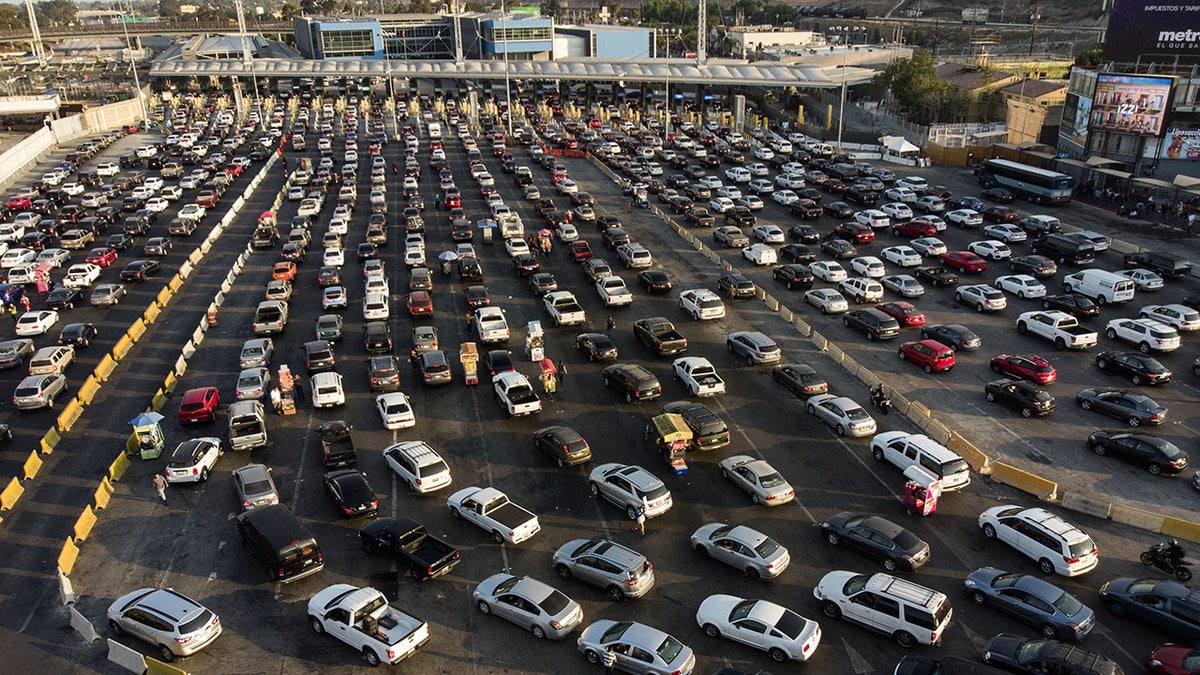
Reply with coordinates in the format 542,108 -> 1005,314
1095,351 -> 1172,385
886,186 -> 918,203
691,522 -> 790,579
534,425 -> 593,467
771,264 -> 814,291
234,367 -> 270,401
914,195 -> 946,213
770,363 -> 829,398
821,239 -> 858,260
694,595 -> 821,663
853,209 -> 889,229
990,353 -> 1057,384
982,374 -> 1056,415
981,205 -> 1020,223
373,392 -> 415,430
910,237 -> 947,257
636,269 -> 673,294
956,284 -> 1007,312
310,371 -> 346,407
164,437 -> 223,484
1146,643 -> 1200,675
231,463 -> 279,511
715,273 -> 755,300
803,288 -> 849,314
527,272 -> 558,296
876,301 -> 925,327
806,394 -> 877,437
880,246 -> 921,268
1105,317 -> 1180,353
1140,304 -> 1200,332
982,634 -> 1121,675
44,286 -> 84,311
679,288 -> 725,320
809,261 -> 848,283
941,251 -> 989,273
915,267 -> 960,289
85,247 -> 118,267
323,468 -> 378,518
106,588 -> 222,662
713,225 -> 749,248
840,277 -> 885,304
881,274 -> 926,298
718,455 -> 794,506
981,187 -> 1016,203
822,201 -> 855,218
833,222 -> 875,244
1087,431 -> 1189,475
847,257 -> 885,280
843,307 -> 899,340
781,244 -> 817,264
472,573 -> 584,641
968,240 -> 1013,261
984,223 -> 1028,243
821,512 -> 930,571
898,339 -> 956,373
12,372 -> 68,410
55,323 -> 95,349
576,620 -> 694,674
752,224 -> 785,244
321,286 -> 347,310
921,324 -> 982,351
1042,293 -> 1100,318
880,202 -> 914,221
1116,268 -> 1164,291
742,243 -> 777,266
945,209 -> 983,228
726,331 -> 781,365
978,505 -> 1099,576
589,462 -> 671,519
1009,255 -> 1058,279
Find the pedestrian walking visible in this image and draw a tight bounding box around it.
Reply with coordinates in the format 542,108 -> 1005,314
152,473 -> 168,504
1189,212 -> 1197,233
627,200 -> 633,212
546,374 -> 557,397
633,499 -> 647,536
602,647 -> 617,674
7,303 -> 16,319
606,315 -> 616,333
269,386 -> 282,414
557,361 -> 567,383
292,378 -> 304,405
19,295 -> 29,312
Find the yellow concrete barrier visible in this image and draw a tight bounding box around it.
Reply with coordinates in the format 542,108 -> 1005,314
155,286 -> 172,306
94,354 -> 117,382
146,657 -> 190,675
73,505 -> 97,542
23,451 -> 42,480
163,371 -> 178,394
167,274 -> 184,293
127,318 -> 147,342
40,427 -> 61,455
111,335 -> 134,360
948,433 -> 992,475
107,452 -> 131,482
94,477 -> 114,509
57,537 -> 80,576
990,461 -> 1058,501
1162,517 -> 1200,545
143,303 -> 161,324
56,400 -> 85,433
188,248 -> 203,265
77,375 -> 101,406
150,389 -> 167,412
1,476 -> 24,512
124,432 -> 139,455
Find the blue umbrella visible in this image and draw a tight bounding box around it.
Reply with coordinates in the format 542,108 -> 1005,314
129,411 -> 164,427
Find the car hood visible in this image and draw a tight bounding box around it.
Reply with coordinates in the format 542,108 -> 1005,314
983,632 -> 1029,663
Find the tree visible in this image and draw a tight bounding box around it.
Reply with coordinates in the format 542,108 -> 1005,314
540,0 -> 561,21
1075,48 -> 1103,67
279,2 -> 301,18
0,5 -> 27,30
36,0 -> 77,26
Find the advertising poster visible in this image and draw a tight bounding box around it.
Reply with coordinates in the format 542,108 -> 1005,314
1061,92 -> 1092,148
1105,0 -> 1200,63
1162,128 -> 1200,160
1088,74 -> 1173,137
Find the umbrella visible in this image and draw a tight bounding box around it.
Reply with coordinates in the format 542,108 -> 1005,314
438,251 -> 459,262
129,411 -> 164,428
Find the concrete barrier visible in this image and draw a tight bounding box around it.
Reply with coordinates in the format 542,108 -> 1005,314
155,286 -> 172,307
57,536 -> 80,575
1111,503 -> 1164,532
40,427 -> 61,454
111,335 -> 134,361
94,354 -> 117,381
187,249 -> 203,265
190,325 -> 206,346
947,433 -> 992,475
146,656 -> 190,675
1162,516 -> 1200,544
77,375 -> 101,406
94,477 -> 114,509
59,569 -> 77,605
990,461 -> 1059,501
22,450 -> 42,480
169,271 -> 186,290
1060,491 -> 1113,519
173,355 -> 188,377
72,505 -> 97,542
143,302 -> 162,325
56,400 -> 85,433
69,606 -> 100,644
106,638 -> 146,673
150,389 -> 167,412
126,318 -> 147,342
1,476 -> 24,514
107,452 -> 131,482
163,371 -> 178,394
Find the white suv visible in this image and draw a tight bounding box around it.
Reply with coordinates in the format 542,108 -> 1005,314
384,441 -> 452,494
955,284 -> 1007,312
813,571 -> 952,648
679,289 -> 726,321
978,505 -> 1099,577
870,432 -> 972,491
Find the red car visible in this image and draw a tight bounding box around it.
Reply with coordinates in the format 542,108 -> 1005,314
195,191 -> 219,207
272,261 -> 297,281
980,205 -> 1019,223
876,301 -> 926,327
989,353 -> 1057,384
833,222 -> 875,244
941,251 -> 989,273
407,290 -> 433,317
6,195 -> 30,210
568,241 -> 593,261
1147,643 -> 1200,675
444,193 -> 462,209
892,219 -> 938,238
85,247 -> 118,267
178,386 -> 219,424
898,339 -> 956,373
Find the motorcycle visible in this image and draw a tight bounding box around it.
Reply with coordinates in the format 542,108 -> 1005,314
1141,540 -> 1193,581
870,387 -> 892,415
391,162 -> 399,174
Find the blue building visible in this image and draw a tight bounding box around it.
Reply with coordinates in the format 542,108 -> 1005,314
293,17 -> 385,61
457,13 -> 554,60
555,24 -> 652,59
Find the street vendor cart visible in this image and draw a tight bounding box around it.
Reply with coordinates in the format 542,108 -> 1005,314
460,342 -> 479,385
645,413 -> 691,475
903,465 -> 942,517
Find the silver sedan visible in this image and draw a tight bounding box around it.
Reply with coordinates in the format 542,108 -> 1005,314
472,573 -> 583,640
234,367 -> 270,401
695,594 -> 822,662
718,455 -> 794,506
690,523 -> 790,579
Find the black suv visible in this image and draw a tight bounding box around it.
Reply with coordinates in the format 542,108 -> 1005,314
303,340 -> 336,373
843,308 -> 901,341
662,400 -> 730,450
363,322 -> 392,355
601,364 -> 662,403
717,273 -> 756,299
367,355 -> 400,392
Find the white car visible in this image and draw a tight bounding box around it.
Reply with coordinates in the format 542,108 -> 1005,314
775,174 -> 805,189
160,185 -> 183,201
806,394 -> 877,437
853,210 -> 890,229
736,195 -> 765,211
384,441 -> 452,494
557,179 -> 579,194
310,372 -> 346,407
885,186 -> 918,202
36,248 -> 70,268
725,167 -> 751,183
716,186 -> 743,200
978,505 -> 1099,576
747,162 -> 771,177
504,237 -> 531,258
995,274 -> 1047,299
772,190 -> 799,205
880,246 -> 921,268
910,237 -> 947,257
914,196 -> 945,212
880,202 -> 914,221
178,203 -> 207,221
679,288 -> 726,320
164,437 -> 223,484
322,248 -> 344,267
80,193 -> 108,207
709,197 -> 735,213
63,263 -> 102,288
752,225 -> 786,244
297,199 -> 321,217
1104,317 -> 1181,352
698,175 -> 723,189
881,274 -> 925,298
555,223 -> 579,242
742,243 -> 778,266
1,247 -> 36,268
596,276 -> 634,306
403,246 -> 425,268
967,239 -> 1012,260
695,595 -> 821,662
1115,268 -> 1164,290
143,176 -> 163,191
849,256 -> 886,278
955,284 -> 1007,312
804,288 -> 849,314
14,310 -> 59,336
946,209 -> 983,227
748,179 -> 774,194
616,243 -> 653,269
840,277 -> 885,304
96,162 -> 119,176
1139,304 -> 1200,331
754,146 -> 775,160
983,223 -> 1028,243
287,186 -> 305,201
375,392 -> 416,430
61,182 -> 85,196
809,261 -> 848,283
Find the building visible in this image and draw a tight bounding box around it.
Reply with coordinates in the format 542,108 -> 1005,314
999,78 -> 1067,145
293,17 -> 385,61
458,13 -> 554,61
727,26 -> 817,59
553,24 -> 651,59
934,62 -> 1022,122
181,34 -> 268,61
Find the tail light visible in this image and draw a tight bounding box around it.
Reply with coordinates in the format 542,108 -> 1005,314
175,635 -> 192,644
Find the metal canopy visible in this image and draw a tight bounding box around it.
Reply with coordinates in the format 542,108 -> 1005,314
150,56 -> 849,88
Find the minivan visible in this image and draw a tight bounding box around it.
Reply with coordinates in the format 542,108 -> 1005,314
228,400 -> 268,451
236,504 -> 324,583
1063,269 -> 1136,304
1032,234 -> 1095,266
28,345 -> 74,375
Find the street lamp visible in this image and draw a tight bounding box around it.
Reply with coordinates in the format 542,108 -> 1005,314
500,8 -> 513,138
834,25 -> 865,155
117,0 -> 146,121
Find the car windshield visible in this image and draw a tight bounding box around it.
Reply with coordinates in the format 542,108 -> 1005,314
655,635 -> 685,664
754,537 -> 781,558
242,478 -> 271,495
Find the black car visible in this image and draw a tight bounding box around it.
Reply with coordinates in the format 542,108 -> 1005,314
119,259 -> 159,281
1095,351 -> 1171,385
304,340 -> 336,373
843,308 -> 901,341
915,266 -> 960,287
771,363 -> 829,398
1076,388 -> 1167,427
843,185 -> 879,206
528,272 -> 558,296
533,425 -> 593,467
637,269 -> 673,294
788,227 -> 821,248
981,187 -> 1016,203
57,322 -> 98,348
363,322 -> 392,355
1087,431 -> 1188,475
717,273 -> 756,299
367,355 -> 400,392
143,236 -> 172,256
458,258 -> 484,282
985,379 -> 1055,418
511,253 -> 541,276
44,285 -> 84,310
601,363 -> 662,402
413,350 -> 452,386
323,469 -> 378,519
1009,255 -> 1058,279
483,349 -> 516,377
789,199 -> 823,220
921,324 -> 982,351
772,264 -> 815,290
1042,294 -> 1101,318
575,332 -> 618,362
780,244 -> 817,265
822,201 -> 855,218
465,285 -> 490,309
317,266 -> 340,287
820,512 -> 930,571
356,242 -> 378,261
21,231 -> 53,251
821,239 -> 858,259
981,634 -> 1121,675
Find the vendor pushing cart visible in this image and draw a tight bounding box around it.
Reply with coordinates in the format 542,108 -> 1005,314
645,413 -> 691,475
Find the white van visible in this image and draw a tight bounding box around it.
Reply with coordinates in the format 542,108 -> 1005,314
814,571 -> 953,647
1062,269 -> 1136,304
870,432 -> 972,491
427,121 -> 442,140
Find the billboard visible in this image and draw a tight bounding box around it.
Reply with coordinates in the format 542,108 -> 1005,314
1060,91 -> 1093,148
1162,128 -> 1200,160
1088,74 -> 1173,137
1104,0 -> 1200,63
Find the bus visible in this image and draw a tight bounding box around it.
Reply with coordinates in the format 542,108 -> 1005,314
978,159 -> 1074,205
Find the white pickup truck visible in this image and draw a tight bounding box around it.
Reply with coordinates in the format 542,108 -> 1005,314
307,584 -> 430,667
493,371 -> 542,417
596,276 -> 634,306
474,306 -> 510,344
543,291 -> 586,327
447,486 -> 541,544
672,356 -> 727,397
1016,310 -> 1099,351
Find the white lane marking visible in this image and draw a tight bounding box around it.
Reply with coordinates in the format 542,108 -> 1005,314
842,637 -> 875,674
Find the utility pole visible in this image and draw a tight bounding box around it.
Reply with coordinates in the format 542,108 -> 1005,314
696,0 -> 706,65
1028,5 -> 1041,59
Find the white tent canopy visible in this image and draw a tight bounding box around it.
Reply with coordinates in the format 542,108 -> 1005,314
880,135 -> 920,156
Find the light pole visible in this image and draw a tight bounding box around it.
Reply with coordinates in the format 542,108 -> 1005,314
117,0 -> 146,121
834,25 -> 864,155
500,8 -> 513,138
